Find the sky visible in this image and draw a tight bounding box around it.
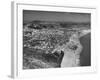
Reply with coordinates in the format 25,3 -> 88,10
23,10 -> 91,24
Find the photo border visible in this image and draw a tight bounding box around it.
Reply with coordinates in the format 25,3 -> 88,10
11,1 -> 97,78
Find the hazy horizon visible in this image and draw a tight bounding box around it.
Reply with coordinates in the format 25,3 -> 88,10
23,10 -> 91,24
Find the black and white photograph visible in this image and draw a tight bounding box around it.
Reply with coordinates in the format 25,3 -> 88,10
23,10 -> 91,69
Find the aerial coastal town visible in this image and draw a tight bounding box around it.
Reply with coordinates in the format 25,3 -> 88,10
23,20 -> 90,69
